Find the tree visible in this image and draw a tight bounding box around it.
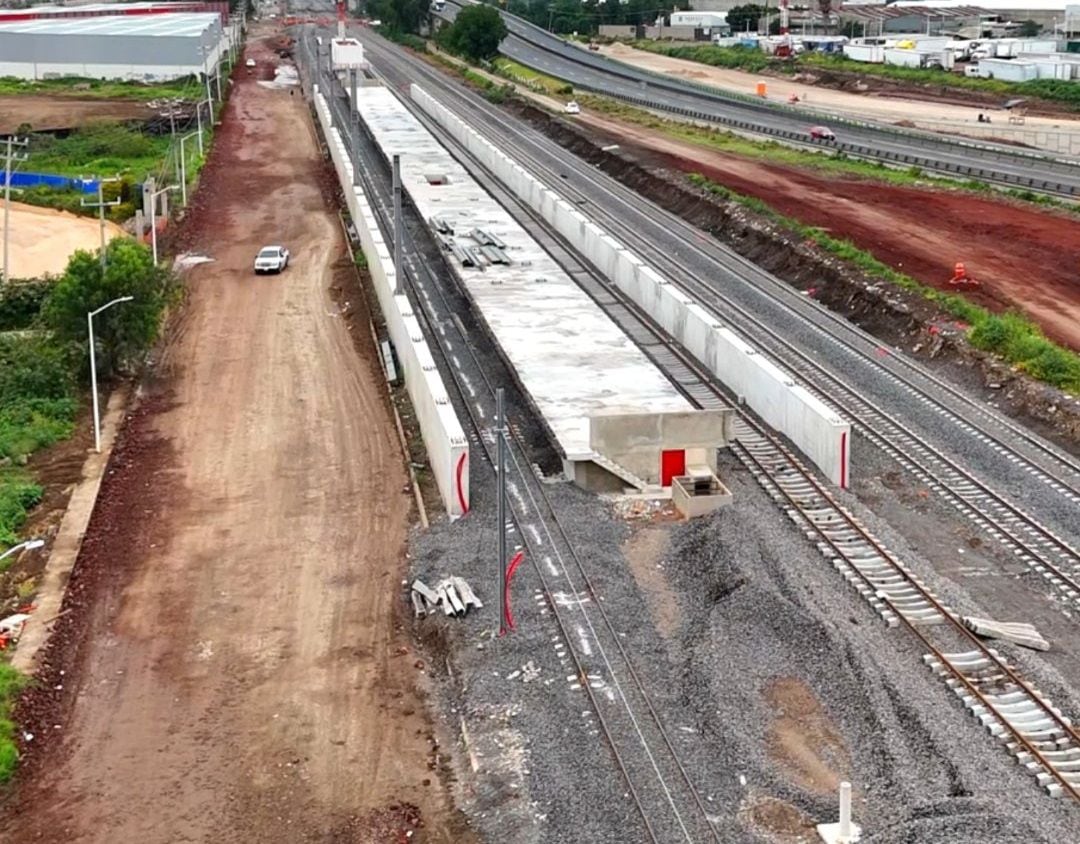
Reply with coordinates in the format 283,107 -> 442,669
726,4 -> 764,35
42,238 -> 177,377
1018,19 -> 1041,37
438,3 -> 508,61
367,0 -> 429,34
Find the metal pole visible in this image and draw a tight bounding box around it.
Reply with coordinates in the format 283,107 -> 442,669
215,60 -> 223,102
392,154 -> 403,295
349,67 -> 357,119
180,142 -> 188,207
97,181 -> 106,269
150,193 -> 158,266
3,136 -> 11,284
88,311 -> 101,453
352,116 -> 361,188
496,387 -> 507,636
196,100 -> 204,156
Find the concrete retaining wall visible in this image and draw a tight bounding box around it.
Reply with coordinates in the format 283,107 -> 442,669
314,86 -> 470,517
412,85 -> 850,487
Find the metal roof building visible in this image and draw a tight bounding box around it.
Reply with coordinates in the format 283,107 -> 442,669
0,12 -> 227,81
0,2 -> 230,24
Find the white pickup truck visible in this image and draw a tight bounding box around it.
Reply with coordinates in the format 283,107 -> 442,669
254,245 -> 290,274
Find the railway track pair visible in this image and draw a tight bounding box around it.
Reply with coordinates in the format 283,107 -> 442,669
310,65 -> 722,839
353,35 -> 1080,803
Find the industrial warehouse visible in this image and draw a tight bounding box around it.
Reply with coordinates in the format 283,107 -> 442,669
0,9 -> 235,81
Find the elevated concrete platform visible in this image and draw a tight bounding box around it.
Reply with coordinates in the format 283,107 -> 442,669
352,84 -> 715,486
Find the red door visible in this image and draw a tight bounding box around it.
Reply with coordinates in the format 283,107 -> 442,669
660,450 -> 685,486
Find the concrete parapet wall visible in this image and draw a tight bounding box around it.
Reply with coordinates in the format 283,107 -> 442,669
411,85 -> 850,487
314,86 -> 469,517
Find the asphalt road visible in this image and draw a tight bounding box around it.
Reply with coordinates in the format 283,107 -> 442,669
440,0 -> 1080,194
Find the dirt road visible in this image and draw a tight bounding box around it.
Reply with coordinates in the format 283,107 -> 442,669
0,95 -> 151,134
3,26 -> 468,843
575,111 -> 1080,351
599,43 -> 1080,137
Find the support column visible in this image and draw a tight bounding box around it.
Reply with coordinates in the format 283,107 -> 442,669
392,154 -> 403,295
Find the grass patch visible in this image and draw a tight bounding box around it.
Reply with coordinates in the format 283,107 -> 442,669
0,75 -> 200,102
575,93 -> 984,189
0,663 -> 28,784
687,172 -> 1080,392
28,123 -> 171,179
493,57 -> 572,95
353,249 -> 368,271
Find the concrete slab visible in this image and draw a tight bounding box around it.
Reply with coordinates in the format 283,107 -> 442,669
351,85 -> 691,463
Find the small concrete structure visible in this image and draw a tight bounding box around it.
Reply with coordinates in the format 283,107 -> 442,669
331,37 -> 367,71
817,781 -> 861,844
586,408 -> 733,490
672,468 -> 732,518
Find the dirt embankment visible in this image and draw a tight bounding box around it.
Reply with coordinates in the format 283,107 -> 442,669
508,100 -> 1080,448
0,95 -> 154,134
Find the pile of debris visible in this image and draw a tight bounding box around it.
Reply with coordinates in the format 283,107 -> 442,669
411,577 -> 483,618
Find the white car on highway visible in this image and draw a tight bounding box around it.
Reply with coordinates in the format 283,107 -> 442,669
254,245 -> 290,274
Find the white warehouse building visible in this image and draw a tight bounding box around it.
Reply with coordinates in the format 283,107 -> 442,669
0,13 -> 228,82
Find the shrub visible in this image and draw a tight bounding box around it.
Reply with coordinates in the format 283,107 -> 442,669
0,280 -> 52,330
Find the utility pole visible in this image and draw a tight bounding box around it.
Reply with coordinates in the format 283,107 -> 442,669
80,175 -> 122,270
194,98 -> 206,156
496,387 -> 508,637
2,135 -> 29,284
178,131 -> 200,206
392,154 -> 403,295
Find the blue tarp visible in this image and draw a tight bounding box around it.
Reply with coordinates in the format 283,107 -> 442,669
0,171 -> 100,193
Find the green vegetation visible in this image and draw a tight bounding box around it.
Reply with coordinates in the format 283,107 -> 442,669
0,663 -> 28,783
688,173 -> 1080,392
1,239 -> 177,549
493,57 -> 573,95
574,93 -> 991,189
435,3 -> 508,63
29,123 -> 170,180
0,75 -> 200,101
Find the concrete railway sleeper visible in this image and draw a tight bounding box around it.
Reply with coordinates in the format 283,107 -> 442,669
310,58 -> 723,842
732,427 -> 1080,801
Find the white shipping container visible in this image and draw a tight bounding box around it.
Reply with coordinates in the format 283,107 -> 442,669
669,11 -> 727,28
844,43 -> 884,62
885,48 -> 924,68
978,58 -> 1038,82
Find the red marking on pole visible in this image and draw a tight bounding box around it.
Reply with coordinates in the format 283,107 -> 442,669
455,451 -> 469,515
503,550 -> 524,632
840,430 -> 848,490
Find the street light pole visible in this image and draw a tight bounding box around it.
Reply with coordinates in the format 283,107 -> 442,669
2,135 -> 29,284
88,297 -> 134,453
148,184 -> 179,266
80,175 -> 122,270
179,132 -> 200,206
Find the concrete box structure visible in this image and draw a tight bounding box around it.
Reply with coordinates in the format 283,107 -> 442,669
0,13 -> 227,81
407,86 -> 853,489
672,470 -> 733,518
331,37 -> 367,70
312,86 -> 470,518
588,409 -> 734,486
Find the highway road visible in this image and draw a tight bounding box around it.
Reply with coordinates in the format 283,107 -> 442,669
440,0 -> 1080,197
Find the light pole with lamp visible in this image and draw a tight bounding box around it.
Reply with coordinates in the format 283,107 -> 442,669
148,184 -> 178,266
178,131 -> 200,206
87,296 -> 134,453
0,538 -> 44,564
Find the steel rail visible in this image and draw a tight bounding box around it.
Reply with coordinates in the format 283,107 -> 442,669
359,34 -> 1080,615
352,36 -> 1080,800
310,51 -> 722,840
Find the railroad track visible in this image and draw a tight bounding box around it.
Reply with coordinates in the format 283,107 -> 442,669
308,60 -> 725,841
354,36 -> 1080,624
330,36 -> 1080,801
